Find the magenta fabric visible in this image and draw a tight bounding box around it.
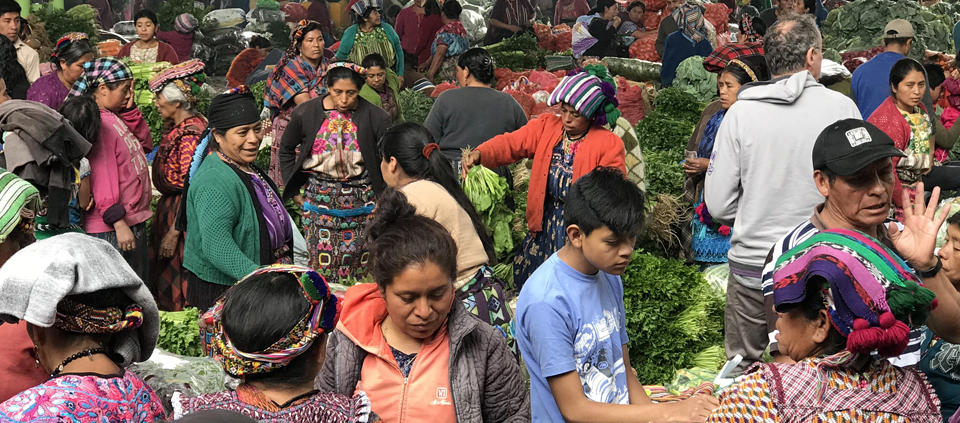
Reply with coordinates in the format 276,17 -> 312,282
26,72 -> 71,111
157,30 -> 194,62
84,108 -> 153,234
943,106 -> 960,130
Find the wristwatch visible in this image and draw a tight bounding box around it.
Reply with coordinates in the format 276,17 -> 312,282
916,257 -> 943,279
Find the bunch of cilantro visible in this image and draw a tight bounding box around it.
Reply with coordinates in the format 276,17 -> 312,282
157,308 -> 203,357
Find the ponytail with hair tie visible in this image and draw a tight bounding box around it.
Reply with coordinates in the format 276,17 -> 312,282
422,143 -> 440,159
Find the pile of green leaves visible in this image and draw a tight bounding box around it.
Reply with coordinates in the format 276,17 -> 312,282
822,0 -> 957,58
635,88 -> 701,199
33,6 -> 99,44
622,252 -> 725,385
672,56 -> 718,103
398,89 -> 435,124
463,165 -> 515,259
157,308 -> 203,357
486,33 -> 549,71
158,0 -> 212,31
268,21 -> 293,50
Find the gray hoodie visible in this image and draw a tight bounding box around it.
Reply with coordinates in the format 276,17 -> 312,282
704,71 -> 861,288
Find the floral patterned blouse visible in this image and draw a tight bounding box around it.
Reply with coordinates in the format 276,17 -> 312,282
0,371 -> 165,423
302,109 -> 365,180
898,107 -> 934,183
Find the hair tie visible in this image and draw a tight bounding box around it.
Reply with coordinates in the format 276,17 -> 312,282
422,143 -> 440,159
728,59 -> 758,82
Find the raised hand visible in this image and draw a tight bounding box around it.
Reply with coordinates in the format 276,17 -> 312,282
889,182 -> 951,270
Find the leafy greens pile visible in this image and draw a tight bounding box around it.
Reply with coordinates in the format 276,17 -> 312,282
398,89 -> 435,124
157,308 -> 203,357
462,164 -> 515,259
635,88 -> 702,199
622,252 -> 725,385
822,0 -> 957,59
486,33 -> 549,71
672,56 -> 718,104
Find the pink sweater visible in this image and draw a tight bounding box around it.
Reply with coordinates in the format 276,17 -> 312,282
83,108 -> 154,234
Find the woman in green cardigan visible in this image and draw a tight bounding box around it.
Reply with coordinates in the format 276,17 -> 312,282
359,53 -> 403,121
335,0 -> 404,86
181,86 -> 294,310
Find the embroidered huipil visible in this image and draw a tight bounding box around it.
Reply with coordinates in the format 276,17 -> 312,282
302,110 -> 365,180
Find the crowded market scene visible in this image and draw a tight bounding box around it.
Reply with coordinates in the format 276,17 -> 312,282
7,0 -> 960,420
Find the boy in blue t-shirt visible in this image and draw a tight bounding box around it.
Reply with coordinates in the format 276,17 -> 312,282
516,167 -> 719,422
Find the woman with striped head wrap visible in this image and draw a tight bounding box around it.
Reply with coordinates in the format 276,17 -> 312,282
70,57 -> 154,283
173,265 -> 379,422
147,59 -> 208,311
26,32 -> 95,111
462,65 -> 626,288
707,228 -> 943,423
266,19 -> 330,190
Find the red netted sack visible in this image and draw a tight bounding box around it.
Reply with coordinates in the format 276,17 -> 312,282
554,30 -> 572,52
629,37 -> 660,62
504,89 -> 536,118
616,77 -> 645,125
642,0 -> 666,12
703,3 -> 729,31
531,101 -> 562,119
643,11 -> 661,31
529,70 -> 561,93
552,70 -> 568,79
431,82 -> 458,98
282,2 -> 307,22
534,23 -> 552,38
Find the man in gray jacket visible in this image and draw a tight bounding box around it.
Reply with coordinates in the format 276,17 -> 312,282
704,12 -> 861,372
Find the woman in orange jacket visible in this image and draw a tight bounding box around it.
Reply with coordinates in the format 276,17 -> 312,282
318,189 -> 530,423
462,65 -> 627,289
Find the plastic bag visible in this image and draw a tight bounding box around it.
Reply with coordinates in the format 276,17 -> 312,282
531,89 -> 550,104
529,70 -> 560,93
205,28 -> 242,46
205,8 -> 246,29
112,20 -> 136,36
247,8 -> 285,24
461,9 -> 487,43
616,77 -> 645,125
431,82 -> 459,97
603,56 -> 662,82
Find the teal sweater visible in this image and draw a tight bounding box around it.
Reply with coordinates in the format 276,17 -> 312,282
183,154 -> 276,286
335,23 -> 404,76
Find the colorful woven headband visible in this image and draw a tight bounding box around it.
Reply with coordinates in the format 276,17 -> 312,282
224,85 -> 251,95
327,62 -> 368,76
54,298 -> 144,334
291,20 -> 319,45
211,265 -> 341,376
54,32 -> 89,57
727,59 -> 757,82
148,59 -> 207,105
772,228 -> 936,357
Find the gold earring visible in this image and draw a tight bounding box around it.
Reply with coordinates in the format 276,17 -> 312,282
32,345 -> 39,369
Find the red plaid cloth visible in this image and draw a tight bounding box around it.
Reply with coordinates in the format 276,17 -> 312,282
702,42 -> 763,73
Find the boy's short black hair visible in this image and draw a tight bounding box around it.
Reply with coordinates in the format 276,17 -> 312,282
564,166 -> 645,238
925,63 -> 946,89
0,0 -> 19,16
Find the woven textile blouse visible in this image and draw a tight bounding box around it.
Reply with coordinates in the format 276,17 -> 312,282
302,109 -> 365,180
706,351 -> 942,423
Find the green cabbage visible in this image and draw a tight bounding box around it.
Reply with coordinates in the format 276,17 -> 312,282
673,56 -> 718,104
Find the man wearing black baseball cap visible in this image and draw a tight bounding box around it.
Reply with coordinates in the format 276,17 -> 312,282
759,119 -> 915,362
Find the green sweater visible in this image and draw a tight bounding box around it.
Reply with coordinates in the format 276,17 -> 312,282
359,69 -> 404,121
183,154 -> 268,286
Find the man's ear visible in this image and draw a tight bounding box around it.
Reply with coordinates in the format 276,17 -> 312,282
813,170 -> 831,198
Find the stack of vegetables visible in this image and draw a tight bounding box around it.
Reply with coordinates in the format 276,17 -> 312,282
157,308 -> 203,357
398,89 -> 436,125
622,251 -> 726,385
822,0 -> 958,60
533,23 -> 573,53
672,56 -> 718,103
486,33 -> 552,71
636,87 -> 702,200
29,5 -> 100,60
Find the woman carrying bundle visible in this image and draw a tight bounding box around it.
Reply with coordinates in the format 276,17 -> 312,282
27,32 -> 95,110
318,190 -> 529,422
182,87 -> 293,311
173,265 -> 379,422
147,59 -> 208,312
266,20 -> 331,189
462,65 -> 626,289
279,63 -> 391,281
380,122 -> 517,356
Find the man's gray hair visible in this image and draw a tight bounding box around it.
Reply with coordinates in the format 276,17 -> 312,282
763,13 -> 821,76
160,82 -> 198,115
